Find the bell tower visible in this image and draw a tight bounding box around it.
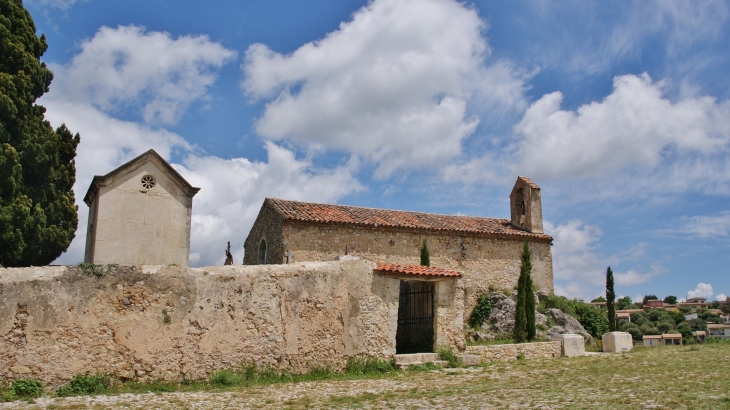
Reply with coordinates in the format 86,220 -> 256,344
509,176 -> 543,234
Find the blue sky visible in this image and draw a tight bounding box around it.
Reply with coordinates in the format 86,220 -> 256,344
28,0 -> 730,302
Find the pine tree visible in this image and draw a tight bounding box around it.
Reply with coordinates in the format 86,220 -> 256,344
0,0 -> 80,267
514,240 -> 534,343
606,266 -> 617,332
420,239 -> 430,266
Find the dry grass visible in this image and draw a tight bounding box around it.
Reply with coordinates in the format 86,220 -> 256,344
2,343 -> 730,409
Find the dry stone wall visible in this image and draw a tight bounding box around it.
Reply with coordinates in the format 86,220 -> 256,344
0,261 -> 464,388
465,342 -> 561,362
279,223 -> 553,314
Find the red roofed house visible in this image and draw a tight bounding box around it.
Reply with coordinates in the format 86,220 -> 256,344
244,177 -> 553,353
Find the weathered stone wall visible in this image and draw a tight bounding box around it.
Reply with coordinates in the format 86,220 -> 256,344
243,204 -> 284,265
465,342 -> 561,362
279,223 -> 553,314
0,261 -> 463,388
86,160 -> 194,267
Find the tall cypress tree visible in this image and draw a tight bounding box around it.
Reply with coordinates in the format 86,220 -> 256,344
420,239 -> 430,266
606,266 -> 617,332
0,0 -> 79,267
514,240 -> 534,343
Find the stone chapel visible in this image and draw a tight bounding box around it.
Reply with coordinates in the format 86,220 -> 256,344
83,149 -> 200,267
244,176 -> 554,305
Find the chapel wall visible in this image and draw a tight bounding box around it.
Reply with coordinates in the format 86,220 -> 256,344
1,261 -> 466,389
89,162 -> 193,266
243,204 -> 284,265
282,223 -> 553,313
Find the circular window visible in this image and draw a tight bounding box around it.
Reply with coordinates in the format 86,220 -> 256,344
140,175 -> 156,190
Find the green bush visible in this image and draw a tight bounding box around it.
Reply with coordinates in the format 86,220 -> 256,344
469,294 -> 493,329
11,379 -> 43,398
209,369 -> 242,387
437,345 -> 462,368
56,373 -> 111,397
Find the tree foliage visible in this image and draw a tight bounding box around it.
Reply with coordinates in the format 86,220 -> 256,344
606,266 -> 616,332
419,239 -> 429,266
514,240 -> 535,342
616,296 -> 633,310
663,295 -> 678,304
0,0 -> 79,267
642,295 -> 659,305
538,294 -> 609,339
591,296 -> 606,303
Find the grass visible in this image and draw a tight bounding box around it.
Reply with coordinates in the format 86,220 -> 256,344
7,343 -> 730,408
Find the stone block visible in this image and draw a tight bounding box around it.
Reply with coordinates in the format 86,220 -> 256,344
550,333 -> 585,357
457,354 -> 482,366
602,332 -> 633,353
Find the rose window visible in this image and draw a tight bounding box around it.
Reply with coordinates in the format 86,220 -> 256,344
140,175 -> 156,190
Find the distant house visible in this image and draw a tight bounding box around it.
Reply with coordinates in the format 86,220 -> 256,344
589,301 -> 607,309
643,334 -> 682,346
693,330 -> 707,343
684,312 -> 698,321
678,298 -> 709,311
707,324 -> 730,339
643,299 -> 663,310
616,312 -> 631,323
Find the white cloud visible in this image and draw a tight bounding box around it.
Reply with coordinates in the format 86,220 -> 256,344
675,211 -> 730,238
717,294 -> 728,302
46,25 -> 361,267
27,0 -> 84,10
50,25 -> 236,125
178,143 -> 362,266
614,265 -> 667,287
688,282 -> 714,299
547,220 -> 665,299
242,0 -> 527,178
515,73 -> 730,180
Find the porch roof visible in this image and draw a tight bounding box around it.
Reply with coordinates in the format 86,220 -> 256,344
375,262 -> 462,278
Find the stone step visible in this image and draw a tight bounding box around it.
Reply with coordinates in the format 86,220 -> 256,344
395,360 -> 448,370
394,353 -> 440,365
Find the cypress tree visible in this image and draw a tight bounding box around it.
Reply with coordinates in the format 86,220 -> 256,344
606,266 -> 617,332
0,0 -> 80,267
420,239 -> 430,266
514,240 -> 534,343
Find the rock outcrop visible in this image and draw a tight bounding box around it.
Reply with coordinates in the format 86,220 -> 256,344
544,308 -> 595,345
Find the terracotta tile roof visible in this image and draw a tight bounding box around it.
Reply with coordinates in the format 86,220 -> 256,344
265,198 -> 552,241
517,176 -> 540,190
375,262 -> 462,278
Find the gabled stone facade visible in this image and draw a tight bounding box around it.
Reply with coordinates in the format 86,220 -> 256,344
83,150 -> 200,266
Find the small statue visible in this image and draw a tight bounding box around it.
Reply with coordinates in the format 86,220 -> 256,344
224,241 -> 233,265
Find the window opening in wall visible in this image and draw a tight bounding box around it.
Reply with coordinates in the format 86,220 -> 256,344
140,175 -> 156,190
258,239 -> 267,264
396,281 -> 435,354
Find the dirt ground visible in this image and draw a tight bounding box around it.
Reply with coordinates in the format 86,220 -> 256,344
2,344 -> 730,409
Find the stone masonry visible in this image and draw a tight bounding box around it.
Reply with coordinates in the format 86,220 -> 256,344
0,261 -> 463,388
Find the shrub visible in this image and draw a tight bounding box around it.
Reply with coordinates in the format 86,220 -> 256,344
437,345 -> 462,368
11,379 -> 43,398
209,369 -> 241,387
570,300 -> 609,338
56,373 -> 110,397
469,294 -> 492,329
622,323 -> 644,341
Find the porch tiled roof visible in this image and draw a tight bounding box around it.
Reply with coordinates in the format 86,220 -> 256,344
375,262 -> 462,278
265,198 -> 552,241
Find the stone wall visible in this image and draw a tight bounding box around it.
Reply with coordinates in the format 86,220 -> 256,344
0,261 -> 463,388
243,204 -> 284,265
465,342 -> 561,362
279,222 -> 553,314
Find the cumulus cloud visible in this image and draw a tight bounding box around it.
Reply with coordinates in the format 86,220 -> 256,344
717,293 -> 728,302
614,265 -> 667,287
547,220 -> 665,299
688,282 -> 714,299
242,0 -> 527,178
27,0 -> 84,10
46,25 -> 361,267
515,73 -> 730,180
179,144 -> 362,266
50,25 -> 236,125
